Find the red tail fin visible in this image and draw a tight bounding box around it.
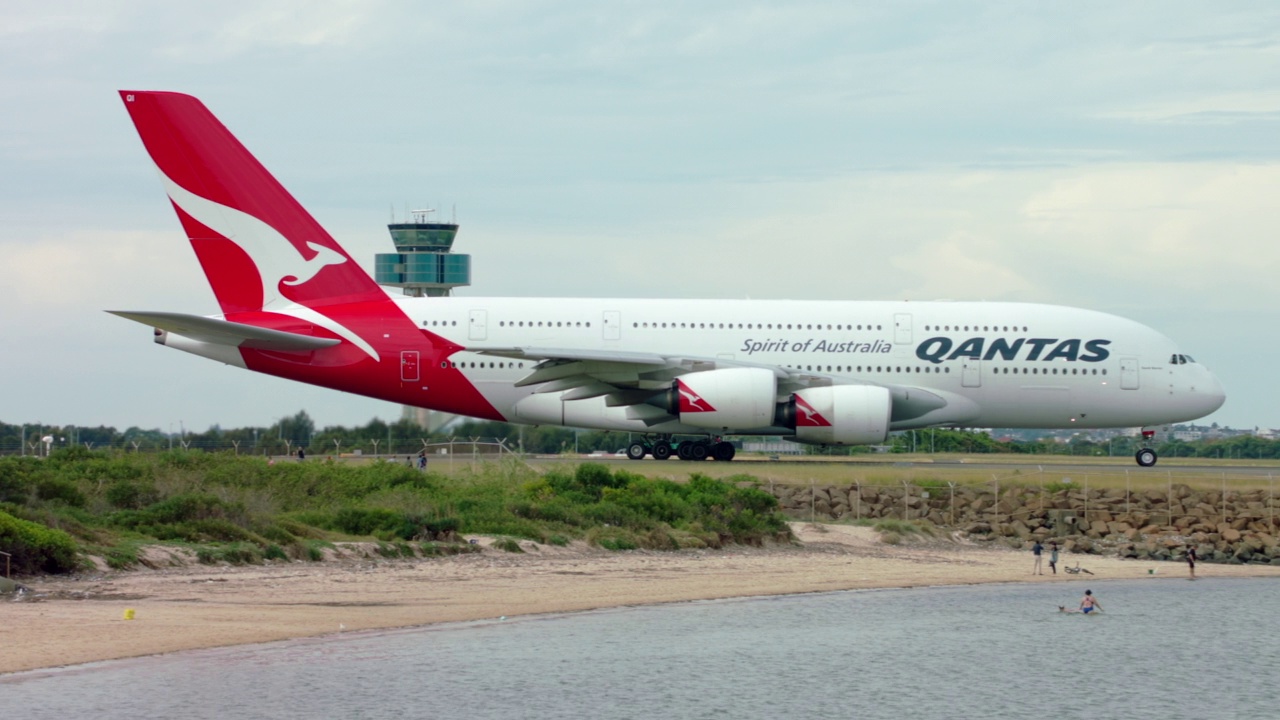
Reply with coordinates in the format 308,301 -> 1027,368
119,91 -> 386,314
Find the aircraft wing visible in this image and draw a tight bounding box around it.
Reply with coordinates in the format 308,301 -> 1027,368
109,311 -> 342,352
471,346 -> 974,427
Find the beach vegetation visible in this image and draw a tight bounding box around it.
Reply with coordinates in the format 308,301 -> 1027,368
0,452 -> 793,575
492,537 -> 524,553
872,519 -> 936,545
0,509 -> 79,573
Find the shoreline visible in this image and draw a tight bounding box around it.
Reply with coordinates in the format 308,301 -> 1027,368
6,524 -> 1280,675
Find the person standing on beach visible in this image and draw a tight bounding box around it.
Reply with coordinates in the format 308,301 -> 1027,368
1049,542 -> 1059,575
1079,589 -> 1101,614
1032,540 -> 1044,575
1187,546 -> 1197,580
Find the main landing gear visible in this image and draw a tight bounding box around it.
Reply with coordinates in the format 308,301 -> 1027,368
625,434 -> 736,461
1135,429 -> 1158,467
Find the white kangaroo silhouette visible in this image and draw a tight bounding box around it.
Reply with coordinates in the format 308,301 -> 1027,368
677,384 -> 715,412
157,170 -> 378,360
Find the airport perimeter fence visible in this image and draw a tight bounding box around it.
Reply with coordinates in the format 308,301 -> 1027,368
761,468 -> 1280,533
0,437 -> 522,462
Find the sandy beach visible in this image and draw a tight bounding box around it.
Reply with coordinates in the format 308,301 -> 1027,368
6,524 -> 1279,675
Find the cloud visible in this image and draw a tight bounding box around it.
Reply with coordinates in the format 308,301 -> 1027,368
0,230 -> 211,314
1097,92 -> 1280,125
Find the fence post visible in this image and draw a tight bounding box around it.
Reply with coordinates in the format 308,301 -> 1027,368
949,482 -> 956,526
1083,474 -> 1089,526
992,475 -> 999,528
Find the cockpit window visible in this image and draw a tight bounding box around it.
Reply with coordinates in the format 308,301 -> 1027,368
1170,354 -> 1179,364
1170,354 -> 1196,365
1183,355 -> 1194,363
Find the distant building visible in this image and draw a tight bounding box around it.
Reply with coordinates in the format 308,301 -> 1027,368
743,440 -> 804,455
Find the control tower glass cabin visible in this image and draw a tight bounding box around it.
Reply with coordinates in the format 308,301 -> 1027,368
374,212 -> 471,297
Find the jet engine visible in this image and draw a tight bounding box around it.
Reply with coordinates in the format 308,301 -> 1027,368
783,385 -> 892,445
664,367 -> 777,430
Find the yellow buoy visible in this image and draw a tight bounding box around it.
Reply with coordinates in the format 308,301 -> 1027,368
123,608 -> 135,620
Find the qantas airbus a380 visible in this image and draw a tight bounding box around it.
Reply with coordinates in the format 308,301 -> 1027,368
113,91 -> 1225,466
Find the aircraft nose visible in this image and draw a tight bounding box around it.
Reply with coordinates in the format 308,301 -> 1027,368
1195,370 -> 1227,416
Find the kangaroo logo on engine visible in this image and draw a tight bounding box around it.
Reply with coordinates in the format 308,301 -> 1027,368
794,396 -> 831,427
676,380 -> 717,413
915,337 -> 1111,364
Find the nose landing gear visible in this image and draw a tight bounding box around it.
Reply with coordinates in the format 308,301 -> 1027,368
1135,429 -> 1158,467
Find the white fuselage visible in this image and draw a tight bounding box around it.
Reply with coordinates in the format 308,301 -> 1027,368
394,296 -> 1225,434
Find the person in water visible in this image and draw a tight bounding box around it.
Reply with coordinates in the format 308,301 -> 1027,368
1186,545 -> 1197,580
1079,589 -> 1102,614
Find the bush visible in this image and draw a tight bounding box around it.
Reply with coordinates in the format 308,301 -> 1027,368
105,481 -> 160,510
35,478 -> 86,508
331,507 -> 402,536
492,537 -> 524,553
196,543 -> 261,565
0,510 -> 79,574
105,544 -> 139,569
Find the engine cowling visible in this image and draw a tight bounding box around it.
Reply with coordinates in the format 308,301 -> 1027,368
666,367 -> 777,429
786,385 -> 892,445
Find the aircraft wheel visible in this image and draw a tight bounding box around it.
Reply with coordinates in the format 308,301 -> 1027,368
1135,448 -> 1157,467
626,442 -> 648,460
651,442 -> 672,460
677,442 -> 693,460
690,443 -> 709,461
713,442 -> 736,461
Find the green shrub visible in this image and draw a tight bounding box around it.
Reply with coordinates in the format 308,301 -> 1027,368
104,544 -> 139,569
331,507 -> 402,536
105,481 -> 160,510
196,542 -> 262,565
304,540 -> 329,561
264,544 -> 289,561
493,537 -> 524,553
35,478 -> 86,508
0,510 -> 79,574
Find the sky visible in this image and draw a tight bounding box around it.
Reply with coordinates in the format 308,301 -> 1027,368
2,1 -> 1278,433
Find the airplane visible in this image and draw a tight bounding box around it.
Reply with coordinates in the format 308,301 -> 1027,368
112,90 -> 1226,467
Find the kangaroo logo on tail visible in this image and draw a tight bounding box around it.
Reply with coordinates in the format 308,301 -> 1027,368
157,170 -> 379,360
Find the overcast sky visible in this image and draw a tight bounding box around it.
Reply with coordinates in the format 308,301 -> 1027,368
2,1 -> 1277,433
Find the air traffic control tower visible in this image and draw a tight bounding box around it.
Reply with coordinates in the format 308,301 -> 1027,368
374,210 -> 471,297
375,210 -> 471,432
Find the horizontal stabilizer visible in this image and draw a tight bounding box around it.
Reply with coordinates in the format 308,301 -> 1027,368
108,311 -> 341,352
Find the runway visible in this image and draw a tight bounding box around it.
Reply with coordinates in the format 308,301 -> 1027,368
523,454 -> 1280,478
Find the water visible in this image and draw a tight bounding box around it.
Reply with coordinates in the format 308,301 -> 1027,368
5,578 -> 1279,720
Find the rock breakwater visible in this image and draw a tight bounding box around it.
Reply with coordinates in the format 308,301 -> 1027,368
765,481 -> 1280,565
